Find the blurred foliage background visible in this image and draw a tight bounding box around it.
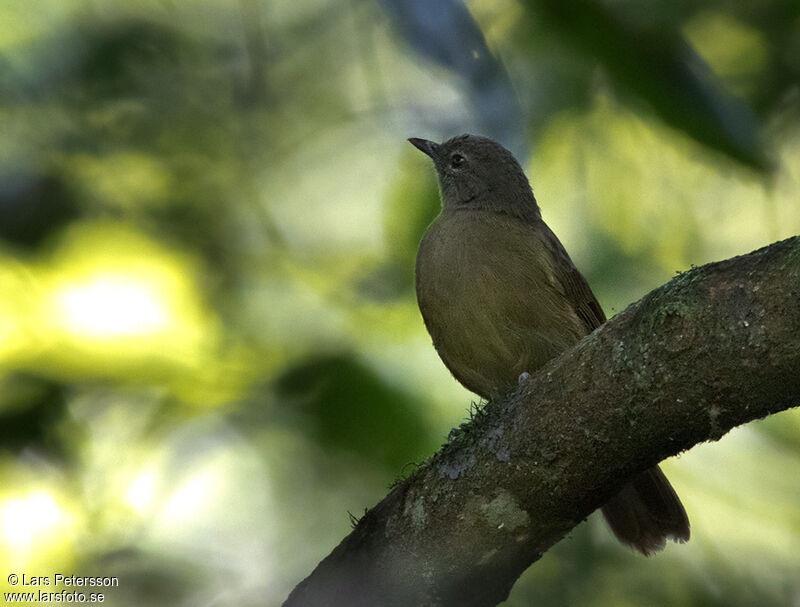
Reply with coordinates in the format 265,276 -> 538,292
1,0 -> 799,605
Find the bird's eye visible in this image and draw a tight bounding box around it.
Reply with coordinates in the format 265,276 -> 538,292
450,153 -> 466,168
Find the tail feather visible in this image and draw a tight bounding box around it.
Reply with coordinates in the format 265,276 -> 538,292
601,465 -> 690,556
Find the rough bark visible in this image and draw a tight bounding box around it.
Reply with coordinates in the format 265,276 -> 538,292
284,236 -> 800,607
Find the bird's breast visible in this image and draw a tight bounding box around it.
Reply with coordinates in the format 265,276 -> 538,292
415,209 -> 586,398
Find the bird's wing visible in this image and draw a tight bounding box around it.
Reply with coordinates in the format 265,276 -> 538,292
540,220 -> 607,332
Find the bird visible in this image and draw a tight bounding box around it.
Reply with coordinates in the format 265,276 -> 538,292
409,133 -> 690,555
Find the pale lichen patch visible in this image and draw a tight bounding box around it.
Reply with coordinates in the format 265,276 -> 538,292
439,452 -> 477,479
405,495 -> 427,528
708,404 -> 724,440
482,489 -> 530,532
477,548 -> 498,565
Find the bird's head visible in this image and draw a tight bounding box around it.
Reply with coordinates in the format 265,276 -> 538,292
408,134 -> 538,217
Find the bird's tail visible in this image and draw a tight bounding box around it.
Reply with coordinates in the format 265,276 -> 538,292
601,465 -> 690,555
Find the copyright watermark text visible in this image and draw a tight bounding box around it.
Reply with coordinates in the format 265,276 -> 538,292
5,574 -> 118,603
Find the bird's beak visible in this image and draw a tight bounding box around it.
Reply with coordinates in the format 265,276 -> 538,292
408,138 -> 440,159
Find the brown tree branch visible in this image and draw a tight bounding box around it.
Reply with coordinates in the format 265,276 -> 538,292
284,236 -> 800,607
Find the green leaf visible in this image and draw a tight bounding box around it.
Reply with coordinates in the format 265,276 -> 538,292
275,353 -> 437,471
524,0 -> 769,171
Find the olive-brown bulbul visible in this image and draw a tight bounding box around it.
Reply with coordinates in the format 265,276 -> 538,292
410,133 -> 689,555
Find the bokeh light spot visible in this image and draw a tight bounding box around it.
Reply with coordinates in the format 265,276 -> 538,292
0,492 -> 70,554
127,470 -> 157,513
54,275 -> 170,338
163,471 -> 216,523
